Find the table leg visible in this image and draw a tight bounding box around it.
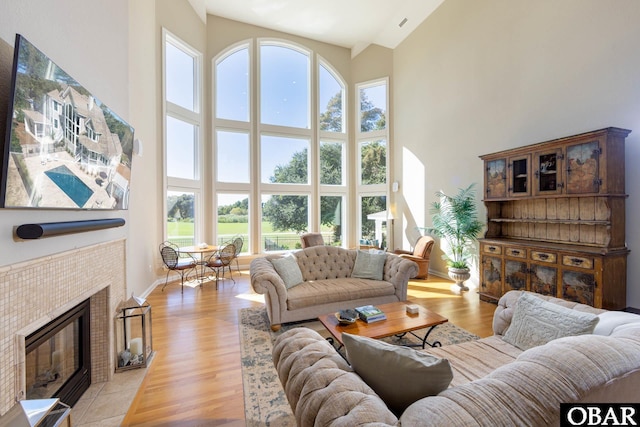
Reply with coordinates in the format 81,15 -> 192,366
395,325 -> 443,349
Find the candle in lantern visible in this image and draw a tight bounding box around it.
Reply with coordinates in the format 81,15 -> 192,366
130,337 -> 143,356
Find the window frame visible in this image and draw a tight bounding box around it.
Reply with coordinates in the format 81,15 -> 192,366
355,78 -> 389,241
162,28 -> 204,245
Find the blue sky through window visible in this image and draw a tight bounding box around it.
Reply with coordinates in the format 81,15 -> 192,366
260,44 -> 309,129
216,48 -> 249,121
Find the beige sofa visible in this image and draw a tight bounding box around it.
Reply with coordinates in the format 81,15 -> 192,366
250,246 -> 418,331
272,290 -> 640,426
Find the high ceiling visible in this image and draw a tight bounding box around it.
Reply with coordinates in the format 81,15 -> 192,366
197,0 -> 444,57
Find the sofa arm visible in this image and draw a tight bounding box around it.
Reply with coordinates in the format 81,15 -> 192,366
493,290 -> 607,336
273,328 -> 398,427
383,254 -> 419,300
250,257 -> 288,325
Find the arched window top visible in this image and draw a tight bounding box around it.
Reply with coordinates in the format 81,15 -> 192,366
215,42 -> 250,122
319,59 -> 345,133
259,40 -> 310,129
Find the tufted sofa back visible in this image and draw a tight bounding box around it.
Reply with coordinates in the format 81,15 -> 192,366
293,246 -> 357,281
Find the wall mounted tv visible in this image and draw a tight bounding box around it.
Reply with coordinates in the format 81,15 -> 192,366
1,34 -> 134,210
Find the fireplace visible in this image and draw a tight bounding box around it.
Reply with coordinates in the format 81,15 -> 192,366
0,239 -> 126,417
25,299 -> 91,407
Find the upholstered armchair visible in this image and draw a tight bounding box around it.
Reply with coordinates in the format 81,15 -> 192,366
393,235 -> 434,279
300,232 -> 325,248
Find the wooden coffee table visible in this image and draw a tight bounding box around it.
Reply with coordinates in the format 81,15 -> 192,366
318,301 -> 448,349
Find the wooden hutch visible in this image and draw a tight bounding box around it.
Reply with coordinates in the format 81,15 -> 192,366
478,127 -> 630,309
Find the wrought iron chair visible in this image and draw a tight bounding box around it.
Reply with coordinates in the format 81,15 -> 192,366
159,241 -> 197,293
205,243 -> 236,290
231,236 -> 244,276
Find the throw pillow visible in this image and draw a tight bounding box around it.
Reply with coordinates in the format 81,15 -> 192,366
351,250 -> 386,280
342,333 -> 453,415
270,255 -> 304,289
503,292 -> 600,351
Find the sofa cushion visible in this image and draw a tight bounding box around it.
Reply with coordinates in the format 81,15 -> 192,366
593,311 -> 640,336
342,332 -> 453,415
503,292 -> 599,351
270,255 -> 303,289
351,250 -> 386,280
286,278 -> 396,310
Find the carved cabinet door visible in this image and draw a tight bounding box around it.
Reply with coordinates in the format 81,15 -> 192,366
505,259 -> 528,292
561,269 -> 596,306
530,264 -> 558,297
480,255 -> 503,300
485,158 -> 507,199
565,140 -> 601,194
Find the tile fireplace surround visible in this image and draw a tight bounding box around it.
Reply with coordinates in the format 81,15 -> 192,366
0,239 -> 126,417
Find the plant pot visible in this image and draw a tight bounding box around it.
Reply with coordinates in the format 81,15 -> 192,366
448,267 -> 471,291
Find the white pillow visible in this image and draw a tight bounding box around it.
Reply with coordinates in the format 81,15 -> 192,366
351,250 -> 386,280
342,333 -> 453,415
270,255 -> 303,289
503,292 -> 600,351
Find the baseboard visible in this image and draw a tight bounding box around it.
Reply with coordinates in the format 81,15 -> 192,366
623,307 -> 640,314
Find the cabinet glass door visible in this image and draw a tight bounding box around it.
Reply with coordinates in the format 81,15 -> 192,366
530,264 -> 558,297
508,155 -> 530,197
534,150 -> 563,195
566,140 -> 601,194
485,159 -> 507,198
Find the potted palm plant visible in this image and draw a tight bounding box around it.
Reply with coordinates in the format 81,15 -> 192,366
425,183 -> 484,291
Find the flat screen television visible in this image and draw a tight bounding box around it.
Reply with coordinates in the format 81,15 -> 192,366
1,34 -> 134,210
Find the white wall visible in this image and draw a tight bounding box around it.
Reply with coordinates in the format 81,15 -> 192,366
0,1 -> 132,266
393,0 -> 640,307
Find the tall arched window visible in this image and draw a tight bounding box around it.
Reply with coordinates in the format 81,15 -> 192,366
213,40 -> 347,253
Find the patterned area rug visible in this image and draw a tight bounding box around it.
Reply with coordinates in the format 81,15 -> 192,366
239,306 -> 479,426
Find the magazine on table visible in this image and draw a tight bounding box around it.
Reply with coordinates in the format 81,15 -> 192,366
355,305 -> 386,323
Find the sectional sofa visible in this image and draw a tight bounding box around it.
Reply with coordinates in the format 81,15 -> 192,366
272,290 -> 640,426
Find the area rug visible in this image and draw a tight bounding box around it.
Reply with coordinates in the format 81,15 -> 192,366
239,305 -> 479,426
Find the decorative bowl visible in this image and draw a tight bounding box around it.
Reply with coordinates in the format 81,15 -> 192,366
335,311 -> 357,325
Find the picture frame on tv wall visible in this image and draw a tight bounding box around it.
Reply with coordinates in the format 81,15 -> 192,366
1,34 -> 135,210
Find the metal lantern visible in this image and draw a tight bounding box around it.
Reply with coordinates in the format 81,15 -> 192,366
115,293 -> 153,371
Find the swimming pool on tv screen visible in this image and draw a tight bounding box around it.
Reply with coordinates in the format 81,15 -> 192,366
44,165 -> 94,207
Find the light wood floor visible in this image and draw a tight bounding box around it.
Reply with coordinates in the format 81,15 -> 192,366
121,271 -> 497,426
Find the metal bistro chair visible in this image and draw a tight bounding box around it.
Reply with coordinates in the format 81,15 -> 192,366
205,243 -> 236,290
159,241 -> 197,294
231,236 -> 244,276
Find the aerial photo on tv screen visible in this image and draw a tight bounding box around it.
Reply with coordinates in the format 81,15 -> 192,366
2,35 -> 134,210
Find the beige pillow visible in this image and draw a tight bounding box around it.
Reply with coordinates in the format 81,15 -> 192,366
351,250 -> 386,280
503,292 -> 600,351
270,255 -> 303,289
342,333 -> 453,415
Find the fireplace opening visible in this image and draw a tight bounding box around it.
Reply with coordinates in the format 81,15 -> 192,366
25,299 -> 91,407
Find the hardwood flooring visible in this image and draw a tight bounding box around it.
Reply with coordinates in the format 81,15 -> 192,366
122,272 -> 497,426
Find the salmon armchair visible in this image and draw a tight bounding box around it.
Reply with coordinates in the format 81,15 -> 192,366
393,235 -> 434,279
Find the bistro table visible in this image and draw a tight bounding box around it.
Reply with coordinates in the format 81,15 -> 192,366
178,244 -> 219,284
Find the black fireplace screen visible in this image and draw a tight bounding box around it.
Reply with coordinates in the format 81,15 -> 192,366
25,299 -> 91,406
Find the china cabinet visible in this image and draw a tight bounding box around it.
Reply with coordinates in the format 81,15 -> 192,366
479,127 -> 630,309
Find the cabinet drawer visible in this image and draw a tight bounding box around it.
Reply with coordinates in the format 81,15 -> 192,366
531,251 -> 557,263
505,247 -> 526,258
562,255 -> 594,269
482,244 -> 502,255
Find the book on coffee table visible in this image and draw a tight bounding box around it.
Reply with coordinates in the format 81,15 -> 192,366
355,305 -> 386,323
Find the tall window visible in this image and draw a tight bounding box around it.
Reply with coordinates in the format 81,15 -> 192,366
213,40 -> 347,252
163,30 -> 202,246
356,79 -> 388,248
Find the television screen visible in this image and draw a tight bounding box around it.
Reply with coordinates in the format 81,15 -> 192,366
1,34 -> 134,210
